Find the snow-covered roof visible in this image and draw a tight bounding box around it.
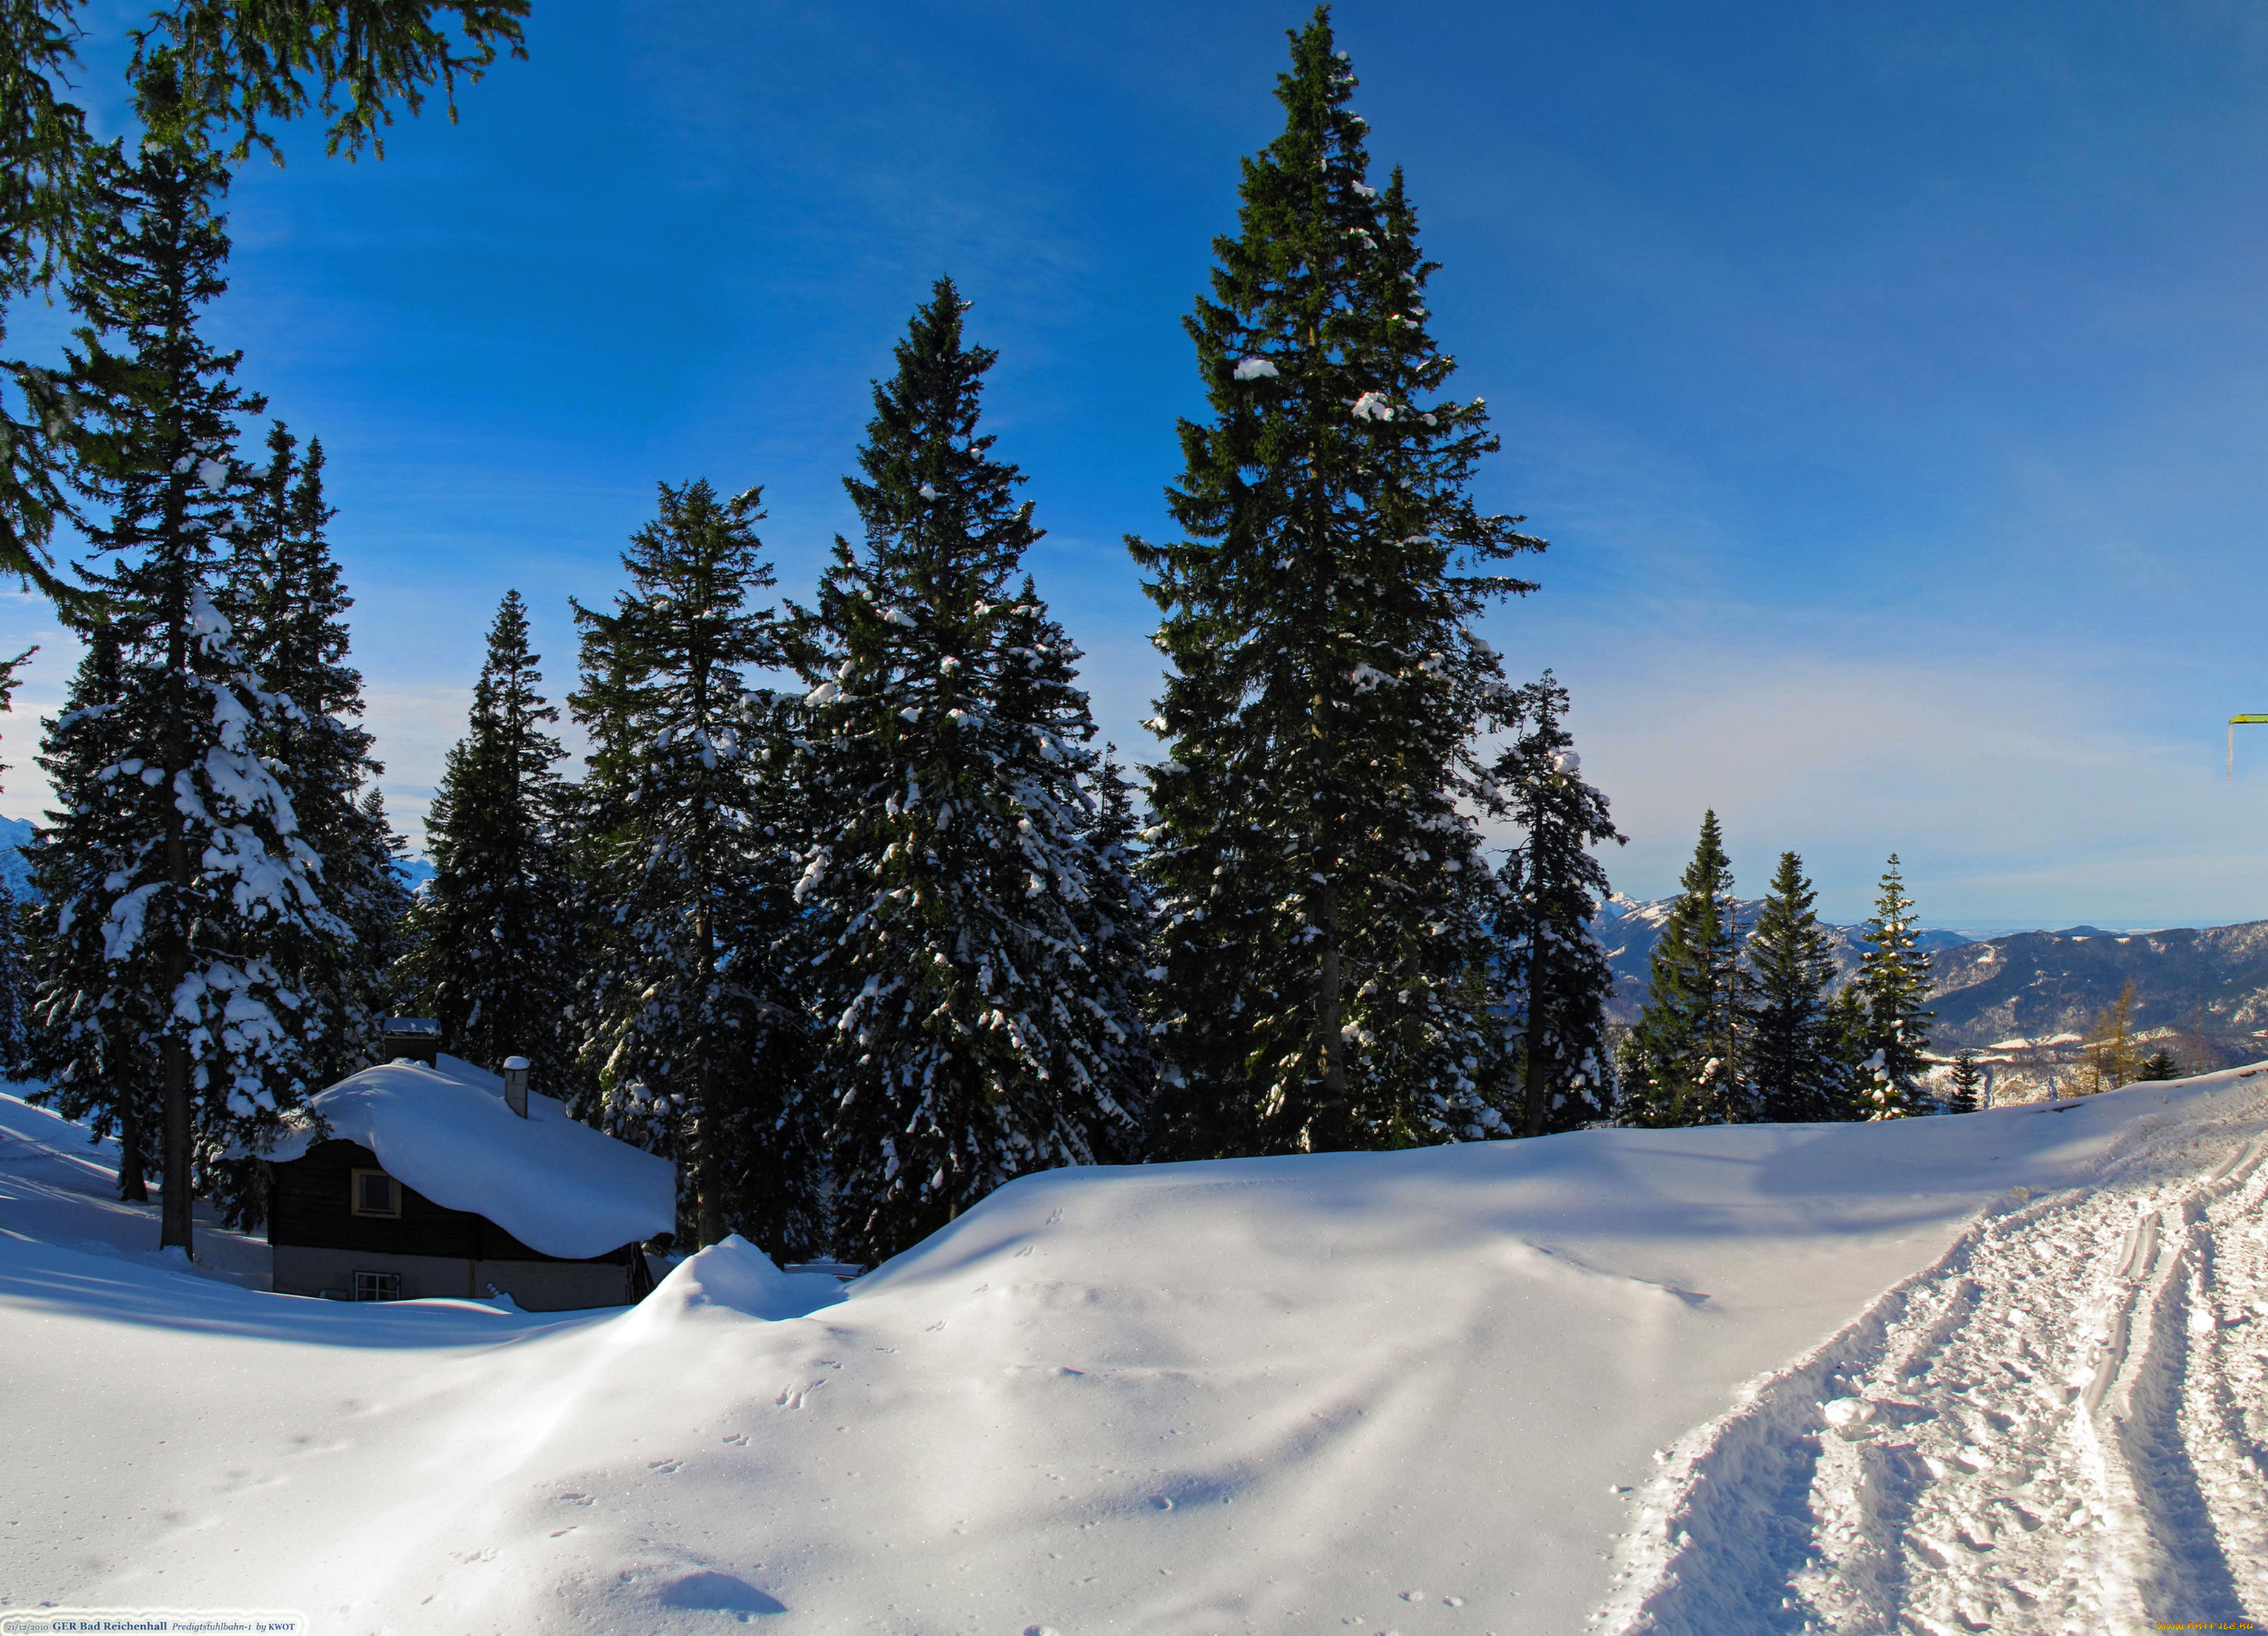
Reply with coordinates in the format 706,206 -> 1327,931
264,1055 -> 674,1260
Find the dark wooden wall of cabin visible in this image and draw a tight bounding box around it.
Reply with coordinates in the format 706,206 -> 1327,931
268,1139 -> 629,1266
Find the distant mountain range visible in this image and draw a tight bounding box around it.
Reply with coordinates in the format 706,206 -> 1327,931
0,817 -> 35,900
1594,892 -> 2268,1084
1594,892 -> 1973,1027
0,815 -> 434,899
1926,923 -> 2268,1064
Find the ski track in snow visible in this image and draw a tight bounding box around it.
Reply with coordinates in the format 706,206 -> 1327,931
1594,1077 -> 2268,1635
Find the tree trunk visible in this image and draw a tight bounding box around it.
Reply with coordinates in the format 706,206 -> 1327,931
160,1036 -> 191,1250
1311,877 -> 1349,1150
117,1099 -> 149,1202
1521,931 -> 1550,1139
690,626 -> 723,1249
158,472 -> 195,1258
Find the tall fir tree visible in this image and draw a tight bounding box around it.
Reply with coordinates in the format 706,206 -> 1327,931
1132,11 -> 1540,1159
41,111 -> 337,1248
0,648 -> 32,1075
27,620 -> 161,1199
1743,850 -> 1845,1123
0,895 -> 35,1075
796,280 -> 1150,1264
397,590 -> 577,1086
234,422 -> 409,1084
572,487 -> 817,1256
1850,855 -> 1935,1118
1618,811 -> 1746,1126
1491,674 -> 1622,1134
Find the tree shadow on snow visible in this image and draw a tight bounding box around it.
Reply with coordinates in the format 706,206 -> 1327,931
659,1571 -> 787,1617
0,1238 -> 592,1349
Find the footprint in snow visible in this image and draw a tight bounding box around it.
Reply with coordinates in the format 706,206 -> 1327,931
647,1458 -> 683,1474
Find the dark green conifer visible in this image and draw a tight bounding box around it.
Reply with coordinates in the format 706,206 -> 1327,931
2134,1047 -> 2182,1084
572,486 -> 817,1254
26,620 -> 161,1199
796,281 -> 1148,1263
1944,1050 -> 1985,1113
41,107 -> 334,1248
234,423 -> 410,1084
1492,674 -> 1622,1135
1132,10 -> 1540,1159
1851,855 -> 1935,1118
398,591 -> 576,1085
1619,812 -> 1745,1126
1743,850 -> 1844,1123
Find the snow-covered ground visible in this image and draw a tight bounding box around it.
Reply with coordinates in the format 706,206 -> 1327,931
4,1071 -> 2265,1634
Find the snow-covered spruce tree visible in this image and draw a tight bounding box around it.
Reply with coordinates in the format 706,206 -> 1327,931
0,896 -> 35,1075
27,620 -> 163,1199
796,279 -> 1149,1264
2134,1047 -> 2182,1084
1944,1050 -> 1984,1114
1491,673 -> 1622,1135
572,485 -> 817,1255
1850,855 -> 1935,1118
45,114 -> 337,1248
0,651 -> 35,1076
1618,811 -> 1746,1126
1743,849 -> 1845,1123
1130,13 -> 1539,1160
1089,744 -> 1155,1022
233,422 -> 409,1084
396,590 -> 578,1086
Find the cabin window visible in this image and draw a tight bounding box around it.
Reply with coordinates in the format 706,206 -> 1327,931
352,1270 -> 401,1301
349,1168 -> 401,1218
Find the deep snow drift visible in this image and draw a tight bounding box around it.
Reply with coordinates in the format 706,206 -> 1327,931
4,1072 -> 2265,1635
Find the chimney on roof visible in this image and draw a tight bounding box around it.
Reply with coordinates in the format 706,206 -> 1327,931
380,1017 -> 440,1068
502,1056 -> 530,1119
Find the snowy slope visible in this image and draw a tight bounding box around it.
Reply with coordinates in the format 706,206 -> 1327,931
4,1076 -> 2265,1634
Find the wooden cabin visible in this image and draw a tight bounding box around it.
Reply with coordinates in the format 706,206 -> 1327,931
264,1053 -> 675,1310
269,1137 -> 654,1307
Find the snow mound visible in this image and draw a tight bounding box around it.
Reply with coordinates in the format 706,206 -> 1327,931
635,1233 -> 845,1325
262,1055 -> 674,1259
10,1071 -> 2268,1633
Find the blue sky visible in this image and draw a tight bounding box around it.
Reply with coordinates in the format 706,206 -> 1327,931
7,0 -> 2268,930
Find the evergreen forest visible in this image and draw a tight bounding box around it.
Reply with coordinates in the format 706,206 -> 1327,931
0,7 -> 1975,1268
